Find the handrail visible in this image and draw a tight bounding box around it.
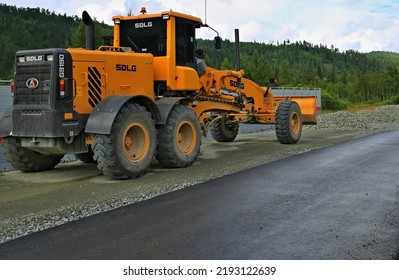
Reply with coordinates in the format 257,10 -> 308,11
272,86 -> 321,91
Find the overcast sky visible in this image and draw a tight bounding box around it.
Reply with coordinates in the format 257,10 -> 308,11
3,0 -> 399,53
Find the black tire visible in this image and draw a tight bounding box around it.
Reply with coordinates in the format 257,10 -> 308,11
157,105 -> 201,168
91,103 -> 156,180
275,100 -> 303,144
210,113 -> 239,142
1,137 -> 62,172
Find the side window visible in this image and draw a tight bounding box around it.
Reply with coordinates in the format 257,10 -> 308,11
175,18 -> 195,67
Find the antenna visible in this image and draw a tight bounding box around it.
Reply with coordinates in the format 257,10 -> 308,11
202,0 -> 218,35
202,0 -> 221,45
204,0 -> 207,25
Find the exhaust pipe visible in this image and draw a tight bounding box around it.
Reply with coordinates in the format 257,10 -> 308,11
234,29 -> 242,99
82,11 -> 95,50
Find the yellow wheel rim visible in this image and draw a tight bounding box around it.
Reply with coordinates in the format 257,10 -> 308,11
290,112 -> 300,135
123,123 -> 150,163
176,120 -> 196,155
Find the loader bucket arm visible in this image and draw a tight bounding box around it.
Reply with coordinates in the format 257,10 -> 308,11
198,67 -> 244,97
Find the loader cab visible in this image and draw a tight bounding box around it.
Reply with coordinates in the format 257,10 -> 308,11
113,10 -> 203,95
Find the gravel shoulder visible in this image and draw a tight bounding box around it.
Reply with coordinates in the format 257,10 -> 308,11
1,105 -> 399,243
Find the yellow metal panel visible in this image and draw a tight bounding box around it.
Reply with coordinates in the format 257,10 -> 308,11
113,23 -> 120,47
153,56 -> 169,82
103,51 -> 154,97
175,66 -> 200,91
70,55 -> 104,114
67,48 -> 155,115
166,16 -> 176,90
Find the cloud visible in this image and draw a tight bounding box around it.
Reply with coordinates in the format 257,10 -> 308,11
3,0 -> 399,52
238,21 -> 263,42
262,0 -> 399,52
76,0 -> 127,23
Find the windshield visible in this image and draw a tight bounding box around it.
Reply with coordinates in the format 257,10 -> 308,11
119,18 -> 167,56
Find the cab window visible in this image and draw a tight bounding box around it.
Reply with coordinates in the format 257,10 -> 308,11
175,18 -> 196,67
119,18 -> 167,56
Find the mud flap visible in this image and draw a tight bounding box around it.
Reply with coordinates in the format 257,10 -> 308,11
0,107 -> 12,137
156,97 -> 193,125
85,96 -> 130,135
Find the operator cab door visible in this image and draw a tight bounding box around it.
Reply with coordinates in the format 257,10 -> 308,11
173,18 -> 200,91
175,18 -> 196,68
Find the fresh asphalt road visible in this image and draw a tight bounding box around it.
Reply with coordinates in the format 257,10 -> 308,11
0,130 -> 398,260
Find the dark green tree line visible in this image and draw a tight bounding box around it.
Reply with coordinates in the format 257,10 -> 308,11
0,4 -> 111,78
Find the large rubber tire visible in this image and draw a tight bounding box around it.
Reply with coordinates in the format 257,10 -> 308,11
275,100 -> 303,144
91,103 -> 156,180
210,113 -> 239,142
157,105 -> 201,168
1,137 -> 62,172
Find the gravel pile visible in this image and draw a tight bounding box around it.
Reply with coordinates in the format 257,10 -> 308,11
310,105 -> 399,131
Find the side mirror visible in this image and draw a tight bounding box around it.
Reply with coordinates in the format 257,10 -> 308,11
214,36 -> 222,49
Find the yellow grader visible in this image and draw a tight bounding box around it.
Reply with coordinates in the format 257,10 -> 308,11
0,8 -> 317,179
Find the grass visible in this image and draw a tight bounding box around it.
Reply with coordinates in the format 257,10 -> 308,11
321,101 -> 387,114
346,102 -> 385,113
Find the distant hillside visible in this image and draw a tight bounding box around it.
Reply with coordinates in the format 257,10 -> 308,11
367,51 -> 399,64
0,4 -> 78,78
1,3 -> 398,109
0,4 -> 111,79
